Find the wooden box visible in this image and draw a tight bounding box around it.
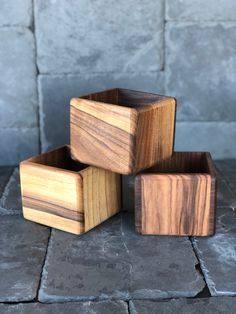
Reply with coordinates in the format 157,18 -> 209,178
135,152 -> 217,236
70,88 -> 176,175
20,146 -> 121,235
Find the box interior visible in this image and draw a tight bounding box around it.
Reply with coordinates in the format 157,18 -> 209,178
28,146 -> 87,172
82,88 -> 166,108
146,152 -> 213,174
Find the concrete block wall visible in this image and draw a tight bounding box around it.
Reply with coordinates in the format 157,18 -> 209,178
0,0 -> 236,165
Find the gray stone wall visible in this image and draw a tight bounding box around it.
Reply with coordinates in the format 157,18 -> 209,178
0,0 -> 236,165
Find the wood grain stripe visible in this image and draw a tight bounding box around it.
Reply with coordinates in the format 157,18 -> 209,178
23,195 -> 84,222
135,152 -> 216,236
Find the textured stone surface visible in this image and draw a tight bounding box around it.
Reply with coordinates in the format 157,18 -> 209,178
0,168 -> 22,214
130,297 -> 236,314
39,213 -> 204,302
192,207 -> 236,296
0,128 -> 39,165
35,0 -> 164,74
0,28 -> 37,128
39,73 -> 164,151
166,0 -> 236,21
217,176 -> 236,208
0,215 -> 50,302
0,0 -> 32,27
0,167 -> 13,197
215,163 -> 236,208
216,160 -> 236,176
166,22 -> 236,121
216,160 -> 236,195
0,301 -> 128,314
175,122 -> 236,159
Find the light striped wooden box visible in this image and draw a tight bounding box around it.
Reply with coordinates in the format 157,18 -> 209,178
20,145 -> 121,235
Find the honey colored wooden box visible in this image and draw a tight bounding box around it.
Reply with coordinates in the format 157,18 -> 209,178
135,152 -> 217,236
70,88 -> 176,175
20,146 -> 121,235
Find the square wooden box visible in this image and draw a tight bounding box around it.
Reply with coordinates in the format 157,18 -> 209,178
20,146 -> 121,235
70,88 -> 176,175
135,152 -> 217,236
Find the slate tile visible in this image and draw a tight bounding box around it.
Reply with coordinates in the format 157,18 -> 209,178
217,177 -> 236,208
35,0 -> 164,74
0,300 -> 128,314
174,122 -> 236,159
0,28 -> 37,128
0,0 -> 32,27
0,128 -> 39,166
0,215 -> 50,302
166,0 -> 236,21
38,73 -> 164,152
130,297 -> 236,314
192,207 -> 236,296
215,160 -> 236,194
39,213 -> 204,302
166,22 -> 236,121
215,160 -> 236,175
0,168 -> 22,215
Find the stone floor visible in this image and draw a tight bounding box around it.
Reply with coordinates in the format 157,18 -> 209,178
0,161 -> 236,313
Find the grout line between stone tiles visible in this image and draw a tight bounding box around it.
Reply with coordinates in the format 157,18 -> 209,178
188,237 -> 211,298
127,300 -> 132,314
35,228 -> 52,301
165,20 -> 236,24
0,25 -> 32,30
159,0 -> 165,72
0,127 -> 39,131
32,0 -> 42,154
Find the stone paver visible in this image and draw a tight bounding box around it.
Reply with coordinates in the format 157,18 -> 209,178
166,22 -> 236,122
0,28 -> 37,128
0,215 -> 50,302
217,177 -> 236,208
130,297 -> 236,314
166,0 -> 236,21
192,207 -> 236,296
0,166 -> 13,198
0,301 -> 128,314
175,122 -> 236,159
0,168 -> 22,214
215,160 -> 236,195
0,0 -> 32,27
35,0 -> 164,74
39,74 -> 164,151
39,213 -> 204,302
0,128 -> 39,165
215,164 -> 236,208
215,160 -> 236,176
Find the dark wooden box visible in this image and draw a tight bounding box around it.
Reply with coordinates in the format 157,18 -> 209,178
135,152 -> 217,236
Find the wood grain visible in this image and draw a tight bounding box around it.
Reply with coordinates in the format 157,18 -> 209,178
80,167 -> 121,232
70,88 -> 176,174
20,146 -> 121,235
135,152 -> 216,236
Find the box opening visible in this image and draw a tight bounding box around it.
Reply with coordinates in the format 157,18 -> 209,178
146,152 -> 212,174
81,88 -> 166,109
28,146 -> 87,172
